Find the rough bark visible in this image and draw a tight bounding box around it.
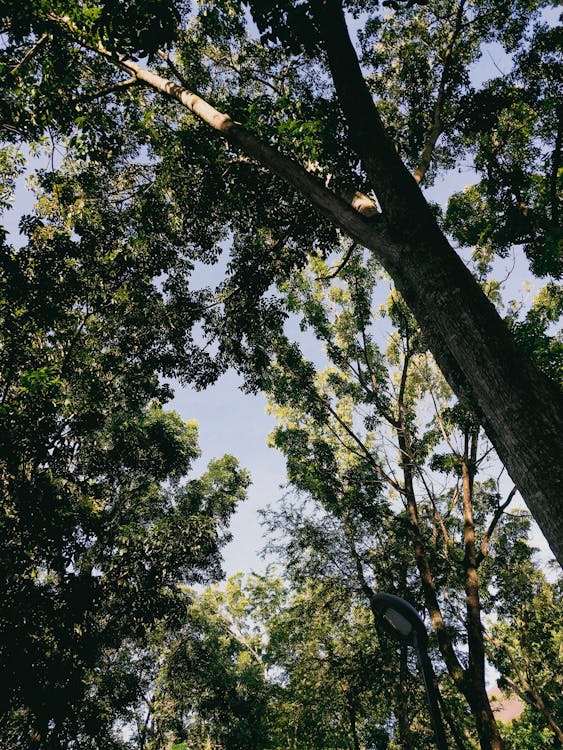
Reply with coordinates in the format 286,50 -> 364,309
312,0 -> 563,569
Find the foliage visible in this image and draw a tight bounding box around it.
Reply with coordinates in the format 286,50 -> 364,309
150,575 -> 275,750
487,545 -> 563,745
0,164 -> 249,748
0,0 -> 562,745
260,249 -> 560,749
146,572 -> 400,750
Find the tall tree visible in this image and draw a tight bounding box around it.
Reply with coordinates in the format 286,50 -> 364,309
0,158 -> 249,749
0,0 -> 561,563
260,249 -> 556,749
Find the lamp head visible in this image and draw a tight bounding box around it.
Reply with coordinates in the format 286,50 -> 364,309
371,593 -> 428,647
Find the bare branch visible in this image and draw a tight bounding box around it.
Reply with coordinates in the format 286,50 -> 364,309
10,33 -> 49,74
476,486 -> 517,566
419,470 -> 453,553
157,49 -> 190,89
321,395 -> 406,495
205,47 -> 286,98
318,243 -> 357,280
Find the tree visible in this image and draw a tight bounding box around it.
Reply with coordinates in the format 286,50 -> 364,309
259,248 -> 557,749
486,527 -> 563,746
148,575 -> 276,750
0,0 -> 561,563
150,572 -> 401,750
0,160 -> 250,748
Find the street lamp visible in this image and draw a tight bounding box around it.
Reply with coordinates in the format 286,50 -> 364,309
372,593 -> 449,750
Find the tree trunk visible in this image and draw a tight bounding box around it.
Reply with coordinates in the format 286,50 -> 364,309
347,696 -> 361,750
312,0 -> 563,569
461,434 -> 505,750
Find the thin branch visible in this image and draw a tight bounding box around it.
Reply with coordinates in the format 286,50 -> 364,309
342,513 -> 378,609
475,443 -> 495,468
83,75 -> 139,101
418,470 -> 453,553
358,325 -> 400,428
476,486 -> 517,566
549,104 -> 562,227
0,122 -> 28,137
223,617 -> 265,668
157,49 -> 190,88
321,394 -> 405,494
206,47 -> 286,98
413,0 -> 466,184
425,380 -> 459,456
10,33 -> 49,74
484,633 -> 532,699
317,242 -> 357,280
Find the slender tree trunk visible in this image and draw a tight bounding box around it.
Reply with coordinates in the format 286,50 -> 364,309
528,689 -> 563,745
397,390 -> 503,750
461,429 -> 504,750
496,659 -> 563,745
347,695 -> 361,750
399,428 -> 465,687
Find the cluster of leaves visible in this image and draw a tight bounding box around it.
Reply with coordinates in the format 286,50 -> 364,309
444,20 -> 562,278
137,572 -> 403,750
0,160 -> 250,747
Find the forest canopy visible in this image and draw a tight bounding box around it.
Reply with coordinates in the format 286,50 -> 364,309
0,0 -> 562,748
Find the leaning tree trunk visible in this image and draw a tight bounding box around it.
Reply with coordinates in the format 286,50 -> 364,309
313,0 -> 563,568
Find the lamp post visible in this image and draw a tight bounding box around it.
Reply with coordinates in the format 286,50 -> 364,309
372,593 -> 449,750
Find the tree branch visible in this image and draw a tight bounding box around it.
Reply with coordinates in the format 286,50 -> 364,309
320,394 -> 406,494
318,242 -> 357,279
476,486 -> 517,566
83,75 -> 139,101
549,103 -> 562,227
47,8 -> 563,568
413,0 -> 466,184
10,33 -> 49,74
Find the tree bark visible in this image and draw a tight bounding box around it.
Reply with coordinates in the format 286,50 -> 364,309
311,0 -> 563,569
